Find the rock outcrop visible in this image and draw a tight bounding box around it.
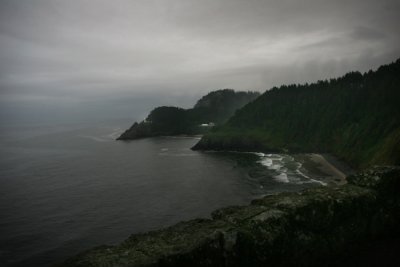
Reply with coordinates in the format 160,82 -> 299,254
58,166 -> 400,267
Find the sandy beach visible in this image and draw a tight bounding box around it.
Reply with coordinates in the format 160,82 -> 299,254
294,153 -> 353,185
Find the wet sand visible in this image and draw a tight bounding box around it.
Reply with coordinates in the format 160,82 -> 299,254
294,153 -> 353,185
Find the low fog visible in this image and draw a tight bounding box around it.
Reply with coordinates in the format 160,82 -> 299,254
0,0 -> 399,126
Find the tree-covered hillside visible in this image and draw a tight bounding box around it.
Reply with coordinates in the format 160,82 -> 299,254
193,59 -> 400,168
117,89 -> 260,140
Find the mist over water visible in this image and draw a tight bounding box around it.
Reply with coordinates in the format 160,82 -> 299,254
0,123 -> 321,266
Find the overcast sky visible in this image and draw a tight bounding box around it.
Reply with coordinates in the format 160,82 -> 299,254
0,0 -> 399,125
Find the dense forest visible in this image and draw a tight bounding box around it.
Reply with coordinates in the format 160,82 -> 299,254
117,89 -> 260,140
193,59 -> 400,168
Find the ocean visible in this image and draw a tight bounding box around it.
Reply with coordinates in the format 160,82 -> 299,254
0,123 -> 324,266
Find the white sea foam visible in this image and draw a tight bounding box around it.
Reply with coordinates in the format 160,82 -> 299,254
78,135 -> 108,142
255,152 -> 328,186
296,169 -> 310,179
310,179 -> 327,186
295,178 -> 327,186
270,163 -> 283,170
256,154 -> 288,183
294,162 -> 309,179
294,162 -> 327,186
259,158 -> 273,167
107,128 -> 123,139
274,172 -> 289,183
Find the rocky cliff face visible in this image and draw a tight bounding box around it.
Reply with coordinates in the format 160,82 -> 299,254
58,166 -> 400,267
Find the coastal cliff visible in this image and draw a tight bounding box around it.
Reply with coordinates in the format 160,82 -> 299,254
59,166 -> 400,267
60,59 -> 400,266
193,59 -> 400,168
117,89 -> 259,140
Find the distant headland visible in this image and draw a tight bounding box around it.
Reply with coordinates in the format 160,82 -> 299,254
117,89 -> 260,140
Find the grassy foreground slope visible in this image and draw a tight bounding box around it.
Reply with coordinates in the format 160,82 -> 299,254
193,59 -> 400,168
117,89 -> 259,140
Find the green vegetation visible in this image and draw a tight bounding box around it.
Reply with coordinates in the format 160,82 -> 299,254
117,89 -> 260,140
194,59 -> 400,168
59,166 -> 400,267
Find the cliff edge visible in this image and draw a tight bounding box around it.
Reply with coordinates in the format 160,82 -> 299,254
58,166 -> 400,267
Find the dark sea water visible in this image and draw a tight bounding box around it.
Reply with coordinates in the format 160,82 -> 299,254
0,124 -> 322,267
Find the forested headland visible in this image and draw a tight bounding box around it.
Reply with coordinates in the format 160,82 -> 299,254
193,59 -> 400,168
117,89 -> 260,140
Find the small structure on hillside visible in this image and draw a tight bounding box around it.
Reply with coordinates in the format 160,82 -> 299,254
199,122 -> 215,127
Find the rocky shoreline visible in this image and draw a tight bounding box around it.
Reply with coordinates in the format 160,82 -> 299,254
58,166 -> 400,267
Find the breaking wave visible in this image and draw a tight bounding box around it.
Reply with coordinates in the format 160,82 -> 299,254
257,153 -> 326,185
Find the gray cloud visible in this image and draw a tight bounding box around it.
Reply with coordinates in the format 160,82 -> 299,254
0,0 -> 399,125
351,26 -> 387,41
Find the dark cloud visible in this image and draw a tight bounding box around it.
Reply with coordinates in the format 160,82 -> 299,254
0,0 -> 399,125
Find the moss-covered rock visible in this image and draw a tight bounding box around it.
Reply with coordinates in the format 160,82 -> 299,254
347,166 -> 400,193
58,166 -> 400,267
